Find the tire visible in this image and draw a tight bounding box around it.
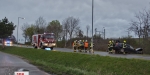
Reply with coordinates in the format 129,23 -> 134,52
40,43 -> 45,49
33,44 -> 37,49
34,46 -> 37,49
50,47 -> 53,50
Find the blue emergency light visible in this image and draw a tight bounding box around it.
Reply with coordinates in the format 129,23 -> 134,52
45,48 -> 51,50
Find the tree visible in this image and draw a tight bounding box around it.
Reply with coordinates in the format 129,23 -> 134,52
21,23 -> 30,42
34,16 -> 47,34
25,24 -> 35,42
62,16 -> 80,39
46,20 -> 63,41
74,27 -> 84,38
129,9 -> 150,45
0,17 -> 16,48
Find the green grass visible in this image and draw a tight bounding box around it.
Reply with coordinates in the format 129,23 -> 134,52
1,46 -> 150,75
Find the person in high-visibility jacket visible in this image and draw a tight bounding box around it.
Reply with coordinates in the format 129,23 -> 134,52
73,40 -> 77,52
81,40 -> 84,51
89,41 -> 94,53
122,40 -> 127,54
78,40 -> 82,52
107,41 -> 111,52
109,40 -> 113,54
76,40 -> 80,51
84,40 -> 89,53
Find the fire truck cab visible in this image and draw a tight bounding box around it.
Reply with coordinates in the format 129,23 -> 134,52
32,33 -> 56,50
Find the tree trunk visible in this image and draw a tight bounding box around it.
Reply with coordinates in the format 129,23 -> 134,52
2,38 -> 5,49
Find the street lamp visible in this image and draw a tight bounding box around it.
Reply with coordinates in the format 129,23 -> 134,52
17,17 -> 25,45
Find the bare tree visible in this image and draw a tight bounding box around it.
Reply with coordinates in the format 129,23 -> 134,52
129,8 -> 150,48
35,16 -> 47,34
74,27 -> 83,38
86,25 -> 90,39
142,9 -> 150,39
21,23 -> 30,42
62,16 -> 80,39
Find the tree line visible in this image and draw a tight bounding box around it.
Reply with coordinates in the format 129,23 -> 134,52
22,16 -> 91,42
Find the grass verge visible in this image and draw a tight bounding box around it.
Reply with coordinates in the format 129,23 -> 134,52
1,46 -> 150,75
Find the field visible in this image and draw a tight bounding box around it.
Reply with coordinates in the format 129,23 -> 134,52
1,46 -> 150,75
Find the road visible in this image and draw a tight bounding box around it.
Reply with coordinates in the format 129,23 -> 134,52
54,48 -> 150,60
0,51 -> 50,75
16,44 -> 150,60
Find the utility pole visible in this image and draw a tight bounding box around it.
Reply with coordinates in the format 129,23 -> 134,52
91,0 -> 94,54
95,28 -> 97,35
103,27 -> 105,39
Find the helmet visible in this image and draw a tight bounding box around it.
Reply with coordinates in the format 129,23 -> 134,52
112,40 -> 114,43
109,41 -> 111,43
124,40 -> 126,43
85,40 -> 88,42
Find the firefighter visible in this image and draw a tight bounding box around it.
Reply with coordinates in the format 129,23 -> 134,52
77,40 -> 80,52
107,41 -> 111,52
81,40 -> 85,52
79,40 -> 84,52
73,40 -> 77,52
84,40 -> 89,53
78,40 -> 82,52
109,40 -> 113,54
89,41 -> 94,53
122,40 -> 127,54
111,40 -> 115,53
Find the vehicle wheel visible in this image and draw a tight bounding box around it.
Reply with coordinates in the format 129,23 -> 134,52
141,51 -> 143,54
33,44 -> 37,49
34,46 -> 37,49
50,47 -> 53,50
40,44 -> 45,49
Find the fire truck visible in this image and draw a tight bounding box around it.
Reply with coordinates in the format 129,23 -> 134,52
31,33 -> 56,50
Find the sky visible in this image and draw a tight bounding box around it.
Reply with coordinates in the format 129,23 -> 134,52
0,0 -> 150,43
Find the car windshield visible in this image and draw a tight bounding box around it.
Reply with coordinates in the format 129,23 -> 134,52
43,34 -> 54,39
5,38 -> 12,41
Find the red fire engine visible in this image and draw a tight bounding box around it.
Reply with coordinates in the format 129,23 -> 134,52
31,33 -> 56,50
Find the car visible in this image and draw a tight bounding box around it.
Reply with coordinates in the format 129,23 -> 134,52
3,38 -> 13,46
112,43 -> 143,54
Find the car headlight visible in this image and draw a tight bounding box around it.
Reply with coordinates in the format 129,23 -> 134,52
4,41 -> 7,43
53,43 -> 56,46
10,41 -> 12,43
44,43 -> 48,46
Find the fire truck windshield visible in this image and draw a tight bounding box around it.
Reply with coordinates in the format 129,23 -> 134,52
43,34 -> 54,39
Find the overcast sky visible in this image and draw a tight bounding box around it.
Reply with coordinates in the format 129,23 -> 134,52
0,0 -> 150,43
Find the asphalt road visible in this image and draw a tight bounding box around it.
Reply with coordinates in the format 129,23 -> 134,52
0,51 -> 50,75
54,48 -> 150,60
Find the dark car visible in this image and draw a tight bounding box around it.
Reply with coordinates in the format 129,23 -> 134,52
113,43 -> 143,54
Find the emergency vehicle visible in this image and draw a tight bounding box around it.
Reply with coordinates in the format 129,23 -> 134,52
31,33 -> 56,50
3,38 -> 13,46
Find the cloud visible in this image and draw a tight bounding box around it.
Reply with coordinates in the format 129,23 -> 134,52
0,0 -> 150,43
